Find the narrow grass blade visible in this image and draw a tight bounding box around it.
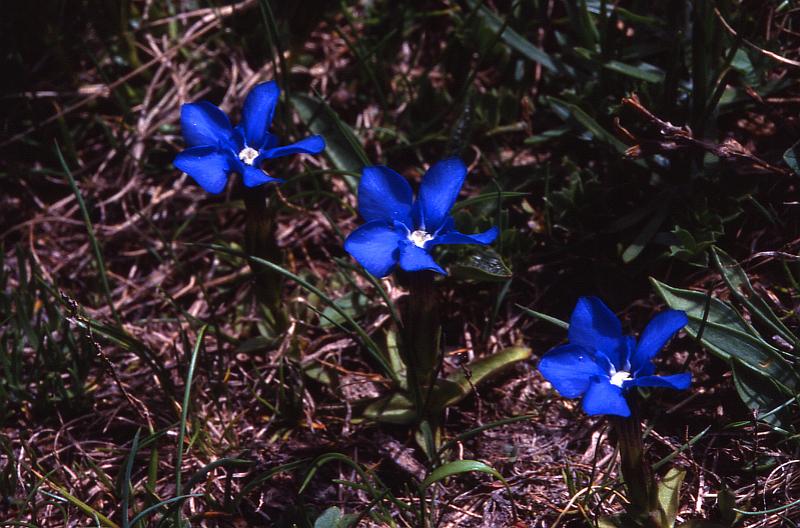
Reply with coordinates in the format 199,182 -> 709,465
207,244 -> 397,383
516,304 -> 569,329
652,425 -> 710,471
175,324 -> 208,526
299,453 -> 408,514
451,191 -> 528,212
39,484 -> 119,528
121,429 -> 141,528
234,460 -> 309,506
290,93 -> 369,192
128,494 -> 202,527
55,141 -> 121,326
437,414 -> 535,456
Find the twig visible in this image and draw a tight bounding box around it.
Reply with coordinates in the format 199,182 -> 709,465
714,8 -> 800,68
617,94 -> 792,177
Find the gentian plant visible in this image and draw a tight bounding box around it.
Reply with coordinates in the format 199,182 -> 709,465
174,80 -> 324,194
344,159 -> 529,458
174,81 -> 325,332
343,158 -> 498,278
538,297 -> 692,528
538,296 -> 691,417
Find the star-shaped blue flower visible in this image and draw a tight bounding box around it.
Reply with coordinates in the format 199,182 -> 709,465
174,81 -> 325,194
538,297 -> 691,417
344,158 -> 499,278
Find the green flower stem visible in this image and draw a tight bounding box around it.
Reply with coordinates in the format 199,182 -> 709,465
244,186 -> 289,334
611,403 -> 660,527
398,270 -> 441,422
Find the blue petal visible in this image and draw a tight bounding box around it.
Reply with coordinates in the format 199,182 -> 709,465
582,378 -> 631,417
174,146 -> 231,194
180,101 -> 233,147
538,344 -> 607,398
417,158 -> 467,232
636,361 -> 656,377
241,81 -> 280,149
631,310 -> 688,371
241,164 -> 282,188
357,166 -> 414,225
398,241 -> 446,275
430,225 -> 499,246
626,373 -> 691,391
262,135 -> 326,158
568,297 -> 626,369
344,220 -> 404,278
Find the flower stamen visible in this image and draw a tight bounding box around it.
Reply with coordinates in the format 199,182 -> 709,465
238,147 -> 259,166
610,370 -> 632,387
408,230 -> 434,248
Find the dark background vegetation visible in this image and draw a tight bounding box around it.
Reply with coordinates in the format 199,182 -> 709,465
1,0 -> 799,526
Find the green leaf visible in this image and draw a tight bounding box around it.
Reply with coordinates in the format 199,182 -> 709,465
449,248 -> 512,282
314,506 -> 343,528
546,96 -> 629,153
717,485 -> 738,525
622,198 -> 671,263
363,392 -> 416,425
365,347 -> 531,422
604,60 -> 665,83
730,358 -> 788,427
651,278 -> 799,391
656,468 -> 685,528
416,420 -> 440,461
433,346 -> 532,409
614,7 -> 666,27
470,0 -> 562,74
711,246 -> 796,346
782,138 -> 800,175
290,93 -> 368,191
451,191 -> 528,212
421,460 -> 506,490
444,346 -> 531,402
304,364 -> 334,385
385,330 -> 407,390
320,292 -> 369,329
524,125 -> 570,145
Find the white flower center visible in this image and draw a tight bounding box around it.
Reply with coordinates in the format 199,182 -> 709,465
408,230 -> 434,248
238,147 -> 259,166
609,370 -> 632,387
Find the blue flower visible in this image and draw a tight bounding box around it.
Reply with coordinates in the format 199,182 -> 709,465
174,81 -> 325,194
344,158 -> 499,277
538,297 -> 691,417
